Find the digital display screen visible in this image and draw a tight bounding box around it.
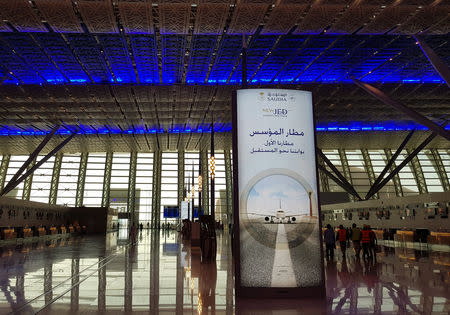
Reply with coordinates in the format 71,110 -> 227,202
235,89 -> 323,288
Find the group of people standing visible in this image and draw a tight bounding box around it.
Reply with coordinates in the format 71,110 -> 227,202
324,223 -> 378,261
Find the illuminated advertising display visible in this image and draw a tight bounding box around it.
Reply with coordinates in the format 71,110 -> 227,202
232,89 -> 324,297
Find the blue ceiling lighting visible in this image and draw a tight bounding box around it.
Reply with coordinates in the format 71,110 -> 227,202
66,34 -> 113,83
162,35 -> 186,84
229,36 -> 277,84
253,36 -> 306,83
207,35 -> 243,84
185,35 -> 217,84
0,36 -> 44,84
34,33 -> 91,84
98,35 -> 137,84
0,122 -> 448,137
130,35 -> 159,84
0,33 -> 447,85
278,36 -> 338,83
2,33 -> 67,84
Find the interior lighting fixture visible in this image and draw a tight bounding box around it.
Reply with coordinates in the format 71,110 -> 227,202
209,155 -> 215,180
198,175 -> 202,191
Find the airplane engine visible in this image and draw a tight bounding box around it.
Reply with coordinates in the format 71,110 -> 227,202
265,216 -> 270,222
291,217 -> 296,222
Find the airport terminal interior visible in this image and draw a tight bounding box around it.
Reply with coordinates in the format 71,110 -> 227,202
0,0 -> 449,314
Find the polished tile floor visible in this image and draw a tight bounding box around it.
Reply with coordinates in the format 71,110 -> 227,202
0,229 -> 449,314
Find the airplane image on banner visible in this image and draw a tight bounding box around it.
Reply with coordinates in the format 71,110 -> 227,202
247,200 -> 299,224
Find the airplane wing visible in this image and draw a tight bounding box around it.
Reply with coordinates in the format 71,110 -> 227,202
247,212 -> 274,216
246,212 -> 277,223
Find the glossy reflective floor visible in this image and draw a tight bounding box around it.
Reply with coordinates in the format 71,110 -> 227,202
0,230 -> 449,314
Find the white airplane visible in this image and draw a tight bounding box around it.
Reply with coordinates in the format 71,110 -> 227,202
247,200 -> 297,224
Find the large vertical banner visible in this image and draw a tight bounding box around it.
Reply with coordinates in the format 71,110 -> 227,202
233,89 -> 324,296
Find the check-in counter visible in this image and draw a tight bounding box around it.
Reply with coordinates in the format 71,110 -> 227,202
428,232 -> 450,246
23,227 -> 33,238
3,228 -> 16,240
373,230 -> 383,240
395,230 -> 414,242
37,227 -> 46,237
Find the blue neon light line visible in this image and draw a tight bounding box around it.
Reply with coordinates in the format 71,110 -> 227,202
1,33 -> 445,85
0,123 -> 448,136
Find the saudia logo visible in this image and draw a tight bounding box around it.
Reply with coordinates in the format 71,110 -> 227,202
267,91 -> 288,102
258,91 -> 293,117
258,91 -> 294,102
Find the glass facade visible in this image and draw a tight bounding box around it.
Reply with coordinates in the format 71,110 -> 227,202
418,151 -> 444,193
4,155 -> 29,198
397,150 -> 420,195
136,153 -> 154,224
83,153 -> 106,207
210,152 -> 227,223
322,150 -> 346,193
161,152 -> 178,221
0,149 -> 448,223
109,153 -> 131,213
345,150 -> 371,197
56,154 -> 81,206
29,156 -> 55,203
368,150 -> 397,199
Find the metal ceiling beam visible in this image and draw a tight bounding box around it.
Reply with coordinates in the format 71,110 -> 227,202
242,35 -> 247,89
1,125 -> 59,196
414,35 -> 450,88
352,78 -> 450,141
1,131 -> 76,197
317,149 -> 362,200
365,129 -> 414,199
368,132 -> 437,198
317,164 -> 361,201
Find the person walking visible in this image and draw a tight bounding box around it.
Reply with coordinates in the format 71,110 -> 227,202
361,225 -> 371,260
351,223 -> 362,259
336,224 -> 347,259
368,225 -> 378,260
324,224 -> 336,261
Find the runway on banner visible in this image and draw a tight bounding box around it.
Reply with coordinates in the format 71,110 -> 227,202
240,217 -> 321,287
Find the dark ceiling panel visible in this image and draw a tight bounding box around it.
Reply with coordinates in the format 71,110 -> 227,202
76,0 -> 119,34
0,0 -> 47,33
261,4 -> 306,35
35,0 -> 83,33
295,5 -> 346,35
228,3 -> 269,35
194,3 -> 229,35
118,1 -> 153,35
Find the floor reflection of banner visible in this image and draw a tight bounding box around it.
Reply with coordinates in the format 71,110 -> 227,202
181,201 -> 188,220
234,89 -> 324,292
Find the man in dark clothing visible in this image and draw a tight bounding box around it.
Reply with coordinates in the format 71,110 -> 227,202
324,224 -> 336,260
368,225 -> 377,260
